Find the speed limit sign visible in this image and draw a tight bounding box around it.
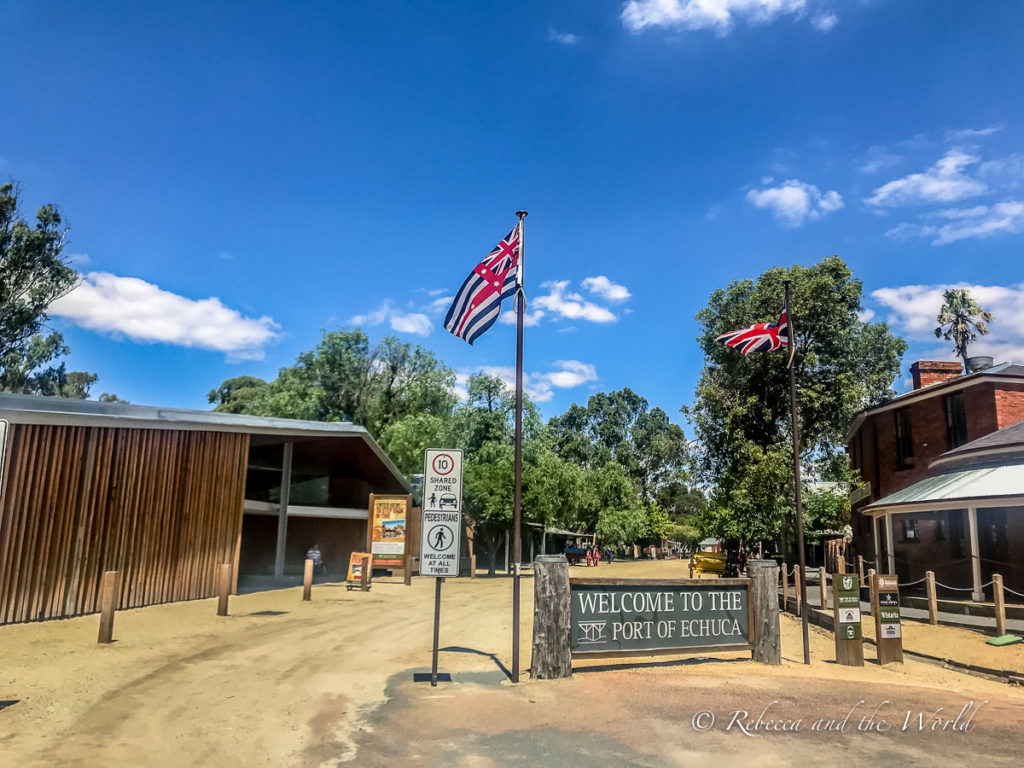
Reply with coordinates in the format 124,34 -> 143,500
423,448 -> 463,513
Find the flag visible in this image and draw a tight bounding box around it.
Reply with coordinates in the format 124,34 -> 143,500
715,308 -> 789,355
444,224 -> 521,345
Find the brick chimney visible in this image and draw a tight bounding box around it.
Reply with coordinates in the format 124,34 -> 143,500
910,360 -> 963,389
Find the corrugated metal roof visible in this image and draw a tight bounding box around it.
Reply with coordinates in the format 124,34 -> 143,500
867,461 -> 1024,509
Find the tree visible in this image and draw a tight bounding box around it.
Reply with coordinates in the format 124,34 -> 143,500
686,256 -> 906,554
934,288 -> 993,365
548,387 -> 689,502
0,182 -> 98,397
207,330 -> 457,438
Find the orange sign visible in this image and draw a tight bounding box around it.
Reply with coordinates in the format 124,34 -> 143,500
347,552 -> 371,583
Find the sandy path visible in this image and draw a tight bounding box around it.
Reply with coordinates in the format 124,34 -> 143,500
1,560 -> 1022,767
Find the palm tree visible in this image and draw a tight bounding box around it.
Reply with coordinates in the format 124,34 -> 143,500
934,288 -> 994,366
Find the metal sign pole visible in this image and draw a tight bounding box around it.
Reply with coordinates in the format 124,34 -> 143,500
431,577 -> 442,686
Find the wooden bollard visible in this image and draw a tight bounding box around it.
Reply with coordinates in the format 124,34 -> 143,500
97,570 -> 119,644
530,554 -> 572,679
867,568 -> 877,612
794,565 -> 802,615
819,567 -> 828,611
748,560 -> 782,666
303,558 -> 314,601
217,563 -> 232,616
994,574 -> 1006,637
837,555 -> 846,575
857,556 -> 865,586
470,553 -> 477,579
925,570 -> 938,625
404,554 -> 413,586
360,554 -> 371,592
781,563 -> 789,612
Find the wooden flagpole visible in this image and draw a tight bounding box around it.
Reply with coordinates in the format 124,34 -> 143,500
511,210 -> 527,683
784,279 -> 811,665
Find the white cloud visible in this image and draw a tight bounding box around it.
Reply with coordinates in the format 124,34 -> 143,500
884,200 -> 1024,245
622,0 -> 809,34
745,179 -> 843,227
859,146 -> 902,174
499,308 -> 545,326
582,275 -> 631,302
533,280 -> 618,323
856,308 -> 875,322
865,150 -> 987,207
350,301 -> 431,336
50,272 -> 280,361
812,12 -> 837,31
475,360 -> 599,402
428,296 -> 455,313
548,28 -> 581,45
946,125 -> 1003,141
871,283 -> 1024,365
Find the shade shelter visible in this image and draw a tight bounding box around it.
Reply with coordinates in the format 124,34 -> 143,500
0,393 -> 408,625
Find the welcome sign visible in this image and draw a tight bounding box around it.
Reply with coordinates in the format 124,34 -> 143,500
570,578 -> 752,657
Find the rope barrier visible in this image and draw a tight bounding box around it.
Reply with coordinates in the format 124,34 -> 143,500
899,577 -> 927,587
1003,586 -> 1024,599
980,557 -> 1021,568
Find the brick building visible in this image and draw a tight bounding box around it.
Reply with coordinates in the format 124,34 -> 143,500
846,361 -> 1024,598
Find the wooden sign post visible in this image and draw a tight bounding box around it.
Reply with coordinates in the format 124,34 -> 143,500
97,570 -> 118,644
216,563 -> 232,616
303,558 -> 314,601
832,572 -> 864,666
871,573 -> 903,664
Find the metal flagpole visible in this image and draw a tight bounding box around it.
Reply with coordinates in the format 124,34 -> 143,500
511,209 -> 527,684
784,279 -> 811,665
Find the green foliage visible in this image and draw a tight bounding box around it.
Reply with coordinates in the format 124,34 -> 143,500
646,503 -> 674,540
686,255 -> 906,549
934,288 -> 993,363
98,392 -> 129,404
0,182 -> 99,397
596,506 -> 648,547
548,387 -> 689,501
207,330 -> 457,438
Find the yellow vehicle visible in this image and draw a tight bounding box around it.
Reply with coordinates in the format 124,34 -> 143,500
690,551 -> 726,576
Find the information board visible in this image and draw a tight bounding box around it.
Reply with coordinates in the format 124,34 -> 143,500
570,579 -> 751,656
832,572 -> 865,665
871,573 -> 904,664
367,494 -> 410,568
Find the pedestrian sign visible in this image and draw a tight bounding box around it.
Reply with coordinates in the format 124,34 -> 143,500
423,449 -> 463,513
420,510 -> 461,577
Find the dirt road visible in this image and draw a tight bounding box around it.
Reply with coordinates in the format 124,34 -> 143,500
2,560 -> 1022,767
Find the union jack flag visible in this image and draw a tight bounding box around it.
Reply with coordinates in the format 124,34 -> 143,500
715,308 -> 789,355
444,224 -> 522,345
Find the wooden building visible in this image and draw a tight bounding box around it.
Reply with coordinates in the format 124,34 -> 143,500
0,393 -> 409,625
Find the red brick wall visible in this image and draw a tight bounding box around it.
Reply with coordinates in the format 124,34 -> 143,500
910,360 -> 962,389
995,383 -> 1024,429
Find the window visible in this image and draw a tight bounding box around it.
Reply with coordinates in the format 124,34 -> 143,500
945,393 -> 967,449
901,519 -> 918,542
948,510 -> 966,558
894,408 -> 914,468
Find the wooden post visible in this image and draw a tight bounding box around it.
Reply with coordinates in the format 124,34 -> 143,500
530,555 -> 572,679
470,553 -> 477,579
217,563 -> 232,615
994,574 -> 1006,637
832,572 -> 865,666
857,555 -> 865,586
303,559 -> 313,601
871,574 -> 903,664
748,560 -> 781,666
837,555 -> 846,575
404,554 -> 413,586
925,570 -> 938,625
794,565 -> 802,615
97,570 -> 118,644
274,442 -> 293,579
819,567 -> 828,611
781,563 -> 789,612
867,568 -> 876,611
361,554 -> 371,591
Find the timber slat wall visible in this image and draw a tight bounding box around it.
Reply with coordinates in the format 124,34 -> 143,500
0,424 -> 249,624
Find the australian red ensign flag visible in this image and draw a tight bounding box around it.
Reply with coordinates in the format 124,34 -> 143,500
715,308 -> 789,355
444,224 -> 522,345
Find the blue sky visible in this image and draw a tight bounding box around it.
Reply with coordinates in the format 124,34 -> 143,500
4,0 -> 1024,423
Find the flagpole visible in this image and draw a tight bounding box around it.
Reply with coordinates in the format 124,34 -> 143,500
511,209 -> 527,683
784,279 -> 811,666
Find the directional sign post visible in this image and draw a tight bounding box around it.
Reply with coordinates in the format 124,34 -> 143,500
420,449 -> 463,686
